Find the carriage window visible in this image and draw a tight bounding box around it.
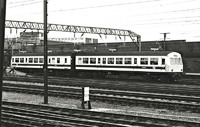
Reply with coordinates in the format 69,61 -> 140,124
39,58 -> 44,63
15,58 -> 19,63
83,58 -> 89,64
140,58 -> 148,65
65,58 -> 67,63
90,58 -> 96,64
98,58 -> 101,64
12,58 -> 14,62
49,58 -> 51,63
29,58 -> 33,63
108,58 -> 114,64
26,58 -> 28,63
78,58 -> 82,64
162,58 -> 165,65
57,58 -> 60,63
150,58 -> 158,65
34,58 -> 38,63
116,58 -> 123,64
52,58 -> 55,64
103,58 -> 106,64
134,58 -> 137,64
125,58 -> 132,64
20,58 -> 24,63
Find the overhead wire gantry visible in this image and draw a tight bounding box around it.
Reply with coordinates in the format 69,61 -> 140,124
5,20 -> 141,51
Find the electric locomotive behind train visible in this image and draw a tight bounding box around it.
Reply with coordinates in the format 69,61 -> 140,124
11,51 -> 183,81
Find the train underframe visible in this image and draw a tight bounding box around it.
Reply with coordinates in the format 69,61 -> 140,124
13,67 -> 183,82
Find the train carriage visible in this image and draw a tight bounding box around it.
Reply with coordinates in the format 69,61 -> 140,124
10,51 -> 183,81
11,53 -> 72,74
74,51 -> 183,80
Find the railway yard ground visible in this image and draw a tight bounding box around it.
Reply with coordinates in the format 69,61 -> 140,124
2,74 -> 200,126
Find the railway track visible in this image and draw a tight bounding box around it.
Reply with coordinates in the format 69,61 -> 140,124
3,76 -> 200,96
2,101 -> 200,127
3,81 -> 200,113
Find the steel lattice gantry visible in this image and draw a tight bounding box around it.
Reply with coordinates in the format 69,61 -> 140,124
5,20 -> 141,51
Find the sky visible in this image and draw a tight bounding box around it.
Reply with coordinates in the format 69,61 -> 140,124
5,0 -> 200,42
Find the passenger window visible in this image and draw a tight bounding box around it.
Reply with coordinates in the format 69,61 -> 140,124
162,58 -> 165,65
108,58 -> 114,64
103,58 -> 106,64
78,58 -> 82,64
125,58 -> 132,64
29,58 -> 33,63
134,58 -> 137,64
20,58 -> 24,63
26,58 -> 28,63
49,58 -> 51,63
52,58 -> 55,64
98,58 -> 101,64
39,58 -> 44,63
90,58 -> 96,64
15,58 -> 19,63
83,58 -> 89,64
140,58 -> 148,65
57,58 -> 60,63
34,58 -> 38,63
12,58 -> 14,62
150,58 -> 158,65
116,58 -> 123,64
65,58 -> 67,63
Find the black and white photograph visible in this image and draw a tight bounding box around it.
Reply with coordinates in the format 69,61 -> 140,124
0,0 -> 200,126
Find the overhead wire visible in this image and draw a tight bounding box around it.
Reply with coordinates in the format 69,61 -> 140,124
8,1 -> 42,8
6,0 -> 200,40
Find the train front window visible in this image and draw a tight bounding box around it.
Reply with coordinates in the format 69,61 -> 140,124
125,58 -> 132,64
140,58 -> 148,65
179,58 -> 183,65
150,58 -> 158,65
90,58 -> 96,64
116,58 -> 123,64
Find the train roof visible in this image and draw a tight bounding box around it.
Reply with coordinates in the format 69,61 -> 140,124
12,52 -> 74,56
12,51 -> 180,57
75,51 -> 180,56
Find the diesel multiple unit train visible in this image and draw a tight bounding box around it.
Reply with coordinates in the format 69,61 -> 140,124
11,51 -> 183,81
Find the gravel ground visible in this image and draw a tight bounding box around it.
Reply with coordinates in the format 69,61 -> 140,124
3,92 -> 200,122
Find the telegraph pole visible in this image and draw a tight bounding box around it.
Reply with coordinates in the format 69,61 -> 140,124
160,32 -> 170,51
44,0 -> 48,104
0,0 -> 7,125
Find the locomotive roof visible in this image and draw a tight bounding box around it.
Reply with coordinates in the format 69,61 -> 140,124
12,51 -> 179,56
